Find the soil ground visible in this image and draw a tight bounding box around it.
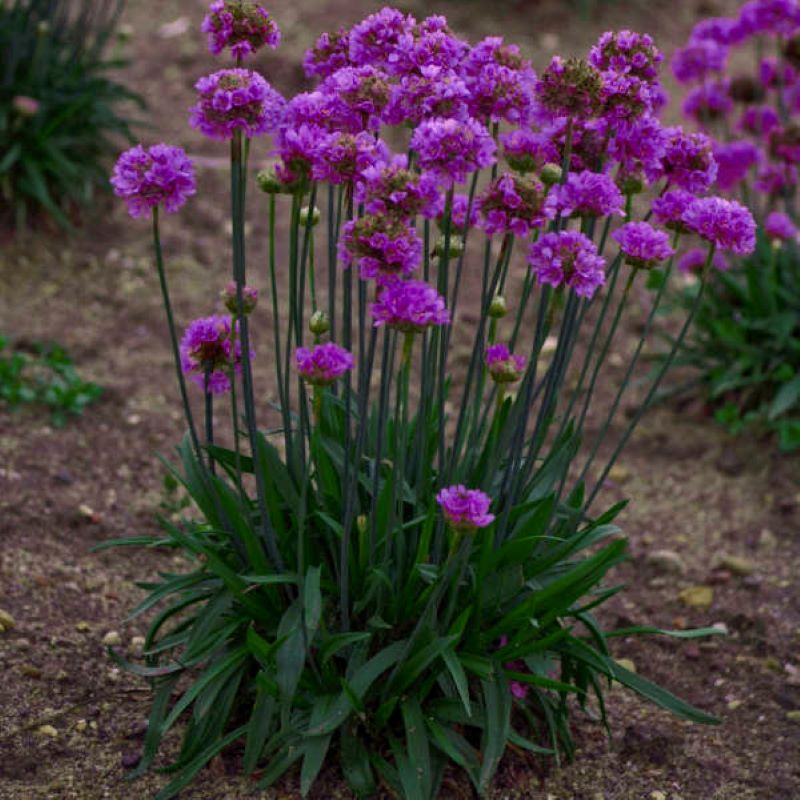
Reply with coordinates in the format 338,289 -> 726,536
1,1 -> 799,798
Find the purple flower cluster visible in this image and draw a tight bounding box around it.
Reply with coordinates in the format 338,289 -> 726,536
485,344 -> 526,383
304,28 -> 350,79
535,56 -> 604,120
546,170 -> 625,219
612,222 -> 675,269
764,210 -> 798,242
436,485 -> 495,532
190,69 -> 285,140
180,315 -> 245,394
477,173 -> 550,237
111,144 -> 196,218
651,189 -> 696,230
201,1 -> 280,60
354,156 -> 440,219
312,132 -> 389,185
500,129 -> 559,174
661,129 -> 719,194
681,197 -> 757,255
528,231 -> 606,299
713,140 -> 762,191
340,214 -> 423,281
221,282 -> 258,315
296,342 -> 354,386
677,247 -> 730,273
371,279 -> 450,331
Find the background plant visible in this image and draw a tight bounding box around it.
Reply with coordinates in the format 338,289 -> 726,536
105,6 -> 741,799
0,0 -> 142,228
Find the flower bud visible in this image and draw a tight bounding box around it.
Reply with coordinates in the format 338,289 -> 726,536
309,310 -> 330,336
117,24 -> 134,43
299,205 -> 320,227
221,282 -> 258,315
11,96 -> 40,117
540,163 -> 563,186
356,515 -> 368,535
619,174 -> 644,196
256,168 -> 283,194
36,20 -> 50,35
488,295 -> 508,318
432,234 -> 465,259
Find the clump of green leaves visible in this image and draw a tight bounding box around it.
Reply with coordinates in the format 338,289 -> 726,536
0,336 -> 103,425
669,234 -> 800,451
0,0 -> 142,228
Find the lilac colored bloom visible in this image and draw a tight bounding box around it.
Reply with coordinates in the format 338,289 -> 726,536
485,344 -> 526,383
764,211 -> 798,242
201,1 -> 280,60
410,116 -> 496,188
497,635 -> 530,700
755,162 -> 797,195
536,56 -> 604,120
589,30 -> 663,82
190,69 -> 285,140
546,170 -> 625,219
681,197 -> 757,255
545,117 -> 608,173
608,116 -> 668,185
713,141 -> 761,192
738,0 -> 800,37
601,71 -> 658,122
303,27 -> 350,79
348,7 -> 416,75
683,81 -> 733,126
758,57 -> 797,89
671,39 -> 728,84
661,128 -> 718,194
769,123 -> 800,164
284,91 -> 358,134
677,247 -> 730,273
738,105 -> 781,137
111,143 -> 196,218
371,279 -> 450,331
340,215 -> 422,281
691,16 -> 743,46
477,173 -> 551,237
444,193 -> 480,233
12,95 -> 39,116
321,65 -> 392,131
500,129 -> 559,174
296,342 -> 353,386
274,123 -> 323,190
528,231 -> 606,299
180,315 -> 246,395
221,282 -> 258,315
436,485 -> 495,531
612,221 -> 675,269
354,156 -> 440,219
312,132 -> 389,185
651,189 -> 696,231
385,66 -> 471,125
406,16 -> 470,71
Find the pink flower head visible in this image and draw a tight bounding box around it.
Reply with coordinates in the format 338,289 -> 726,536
303,27 -> 351,79
477,173 -> 551,237
682,81 -> 733,126
321,65 -> 392,132
201,1 -> 280,60
661,128 -> 718,194
485,344 -> 526,383
354,155 -> 440,219
612,221 -> 675,269
500,129 -> 559,174
111,143 -> 196,218
535,56 -> 604,120
738,0 -> 800,38
410,116 -> 497,188
385,66 -> 471,126
589,30 -> 663,82
12,95 -> 40,116
546,170 -> 625,219
190,69 -> 285,140
764,211 -> 798,242
274,123 -> 323,191
651,189 -> 696,231
221,282 -> 258,315
755,162 -> 797,195
528,230 -> 606,299
284,90 -> 358,134
371,279 -> 450,331
608,116 -> 668,186
677,247 -> 730,273
312,131 -> 389,185
681,196 -> 757,255
713,141 -> 761,192
671,39 -> 728,84
348,7 -> 416,75
296,342 -> 353,386
738,105 -> 781,138
436,485 -> 495,532
340,214 -> 423,281
180,315 -> 247,394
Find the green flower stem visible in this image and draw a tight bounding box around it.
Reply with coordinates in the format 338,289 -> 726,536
151,208 -> 203,466
227,319 -> 245,501
203,365 -> 215,476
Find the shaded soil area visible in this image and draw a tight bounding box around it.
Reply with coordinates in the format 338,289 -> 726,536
1,0 -> 799,798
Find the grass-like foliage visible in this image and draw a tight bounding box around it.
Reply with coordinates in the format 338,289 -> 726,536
0,336 -> 103,425
0,0 -> 142,228
104,5 -> 733,798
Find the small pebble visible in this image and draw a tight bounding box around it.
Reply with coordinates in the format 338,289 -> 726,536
716,554 -> 755,576
678,585 -> 714,608
37,725 -> 58,739
646,549 -> 687,575
102,631 -> 121,647
786,710 -> 800,723
0,608 -> 16,632
75,621 -> 91,633
121,751 -> 142,769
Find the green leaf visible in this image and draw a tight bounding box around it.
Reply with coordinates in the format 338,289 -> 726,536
243,680 -> 275,774
340,725 -> 376,798
769,373 -> 800,420
479,671 -> 512,791
401,697 -> 432,799
442,649 -> 472,718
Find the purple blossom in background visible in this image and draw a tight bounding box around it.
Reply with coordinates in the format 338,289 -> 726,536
436,485 -> 495,531
500,129 -> 559,174
371,279 -> 450,331
769,123 -> 800,164
601,72 -> 658,122
385,66 -> 471,125
408,16 -> 470,71
340,215 -> 423,281
535,56 -> 604,120
444,193 -> 480,233
485,344 -> 526,383
348,7 -> 415,75
758,56 -> 796,89
671,39 -> 728,84
683,81 -> 733,126
410,116 -> 496,188
190,69 -> 286,140
612,222 -> 675,269
221,282 -> 258,315
303,27 -> 351,79
738,105 -> 781,137
713,140 -> 762,192
284,91 -> 358,134
321,65 -> 392,131
608,116 -> 667,185
180,315 -> 246,395
738,0 -> 800,38
764,211 -> 798,242
477,173 -> 550,237
528,230 -> 606,299
296,342 -> 354,386
690,16 -> 743,46
755,162 -> 797,195
354,156 -> 440,219
589,30 -> 663,81
275,123 -> 323,189
201,1 -> 280,60
661,128 -> 718,194
681,196 -> 757,255
546,170 -> 625,219
111,143 -> 196,218
677,247 -> 730,272
651,189 -> 696,230
312,131 -> 389,185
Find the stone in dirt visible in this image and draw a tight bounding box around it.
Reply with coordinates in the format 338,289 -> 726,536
678,585 -> 714,608
646,549 -> 687,575
0,608 -> 16,632
36,725 -> 58,738
715,554 -> 755,576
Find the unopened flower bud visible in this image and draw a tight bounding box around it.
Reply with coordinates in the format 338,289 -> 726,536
356,515 -> 368,535
488,295 -> 508,318
433,234 -> 465,259
256,168 -> 282,194
619,174 -> 644,196
221,281 -> 258,315
12,96 -> 40,117
540,163 -> 563,186
116,24 -> 134,43
309,310 -> 330,336
299,205 -> 320,227
36,20 -> 50,35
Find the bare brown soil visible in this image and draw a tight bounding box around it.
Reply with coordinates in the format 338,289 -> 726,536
1,1 -> 799,798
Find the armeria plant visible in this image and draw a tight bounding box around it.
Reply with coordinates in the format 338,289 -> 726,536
665,0 -> 800,449
107,6 -> 745,799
